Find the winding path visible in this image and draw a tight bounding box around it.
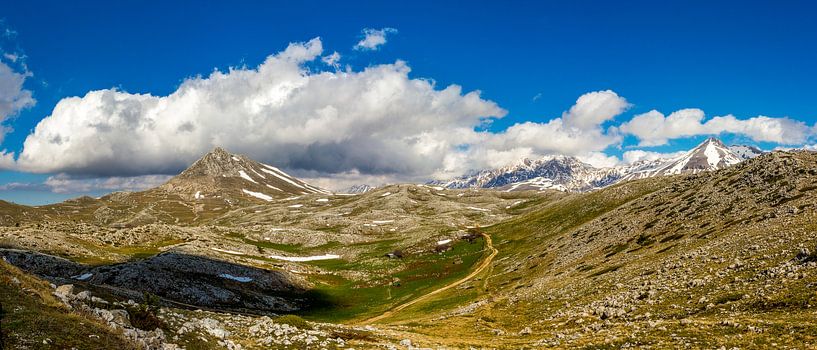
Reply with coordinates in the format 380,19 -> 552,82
357,232 -> 498,324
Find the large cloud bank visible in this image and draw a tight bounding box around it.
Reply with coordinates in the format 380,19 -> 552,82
0,56 -> 35,143
8,37 -> 816,191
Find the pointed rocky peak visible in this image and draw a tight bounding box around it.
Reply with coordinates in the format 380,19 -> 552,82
687,137 -> 742,168
632,137 -> 743,177
166,147 -> 330,200
177,147 -> 246,179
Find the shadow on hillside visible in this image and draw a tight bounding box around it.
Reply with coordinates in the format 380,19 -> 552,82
0,248 -> 336,316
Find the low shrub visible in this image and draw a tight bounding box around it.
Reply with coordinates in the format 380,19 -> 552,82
275,315 -> 313,330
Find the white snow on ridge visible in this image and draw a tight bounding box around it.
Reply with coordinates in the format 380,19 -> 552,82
267,254 -> 340,262
243,189 -> 273,201
305,183 -> 332,194
259,167 -> 307,190
437,239 -> 452,245
467,206 -> 490,212
266,184 -> 282,191
251,168 -> 266,179
238,170 -> 258,184
219,274 -> 253,282
381,192 -> 392,197
194,191 -> 203,199
210,248 -> 245,255
288,204 -> 304,208
316,198 -> 329,202
372,220 -> 394,224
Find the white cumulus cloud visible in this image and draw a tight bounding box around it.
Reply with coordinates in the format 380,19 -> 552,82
444,90 -> 629,174
620,108 -> 813,146
16,37 -> 507,181
562,90 -> 630,129
0,58 -> 35,143
6,33 -> 815,194
622,149 -> 687,164
354,28 -> 397,51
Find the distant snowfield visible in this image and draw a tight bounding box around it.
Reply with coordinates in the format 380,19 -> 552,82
316,198 -> 329,202
268,254 -> 340,262
437,239 -> 452,245
211,247 -> 245,255
372,220 -> 394,224
72,273 -> 93,280
467,206 -> 490,212
219,273 -> 252,282
243,189 -> 273,201
288,204 -> 304,208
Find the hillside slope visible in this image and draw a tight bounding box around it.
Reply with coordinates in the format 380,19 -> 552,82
399,150 -> 817,348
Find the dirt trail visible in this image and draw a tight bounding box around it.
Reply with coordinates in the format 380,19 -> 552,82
356,233 -> 498,324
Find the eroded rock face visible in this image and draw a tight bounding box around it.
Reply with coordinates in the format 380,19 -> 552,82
83,253 -> 305,313
2,250 -> 308,313
0,249 -> 84,277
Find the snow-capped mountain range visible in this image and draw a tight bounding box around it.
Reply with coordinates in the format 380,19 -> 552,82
433,138 -> 765,193
339,184 -> 375,194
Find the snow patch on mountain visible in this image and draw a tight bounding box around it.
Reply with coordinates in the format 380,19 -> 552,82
729,145 -> 765,160
242,189 -> 273,201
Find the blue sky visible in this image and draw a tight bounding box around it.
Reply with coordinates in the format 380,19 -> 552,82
0,0 -> 816,204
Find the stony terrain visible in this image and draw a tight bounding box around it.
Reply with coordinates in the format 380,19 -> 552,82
2,148 -> 817,349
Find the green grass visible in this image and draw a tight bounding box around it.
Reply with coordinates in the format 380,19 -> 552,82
296,238 -> 488,323
0,261 -> 139,350
274,315 -> 313,330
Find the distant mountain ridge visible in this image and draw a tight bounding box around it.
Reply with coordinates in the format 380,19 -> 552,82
433,138 -> 762,192
339,184 -> 375,194
162,147 -> 329,201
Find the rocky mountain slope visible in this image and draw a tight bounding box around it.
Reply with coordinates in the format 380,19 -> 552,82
415,150 -> 817,348
0,148 -> 333,227
435,137 -> 755,192
163,147 -> 330,201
